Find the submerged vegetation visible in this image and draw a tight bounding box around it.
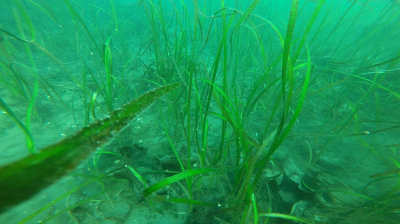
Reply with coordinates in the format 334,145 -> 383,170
0,0 -> 400,223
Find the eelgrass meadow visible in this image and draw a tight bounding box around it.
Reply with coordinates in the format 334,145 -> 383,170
0,0 -> 400,223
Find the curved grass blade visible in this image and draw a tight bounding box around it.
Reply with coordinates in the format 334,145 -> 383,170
258,213 -> 325,224
0,98 -> 35,151
0,83 -> 179,213
0,29 -> 33,43
143,169 -> 218,198
25,79 -> 38,153
267,0 -> 300,156
270,39 -> 312,156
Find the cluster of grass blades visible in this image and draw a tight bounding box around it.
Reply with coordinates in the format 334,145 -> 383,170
1,0 -> 400,223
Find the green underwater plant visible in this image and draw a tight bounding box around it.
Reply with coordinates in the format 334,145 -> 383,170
1,0 -> 400,223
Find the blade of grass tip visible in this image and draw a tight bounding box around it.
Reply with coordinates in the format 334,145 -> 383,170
0,83 -> 179,213
26,79 -> 38,153
0,98 -> 35,151
126,165 -> 147,187
89,92 -> 98,120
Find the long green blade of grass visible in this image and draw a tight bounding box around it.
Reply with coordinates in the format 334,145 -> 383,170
258,213 -> 324,224
168,197 -> 219,206
25,79 -> 38,153
0,83 -> 179,213
142,168 -> 218,198
104,35 -> 114,111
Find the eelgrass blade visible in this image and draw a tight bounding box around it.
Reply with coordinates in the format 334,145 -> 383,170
89,92 -> 98,120
143,169 -> 218,198
0,98 -> 35,151
168,198 -> 219,206
0,83 -> 179,213
274,43 -> 312,151
25,79 -> 38,153
104,35 -> 114,111
371,168 -> 400,179
251,193 -> 258,224
0,29 -> 33,43
258,213 -> 325,224
126,165 -> 147,187
268,0 -> 300,156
